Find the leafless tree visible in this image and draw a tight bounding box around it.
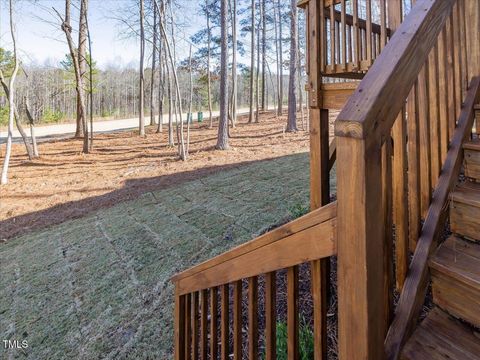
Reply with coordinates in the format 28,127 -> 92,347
217,0 -> 229,150
139,0 -> 146,136
248,0 -> 255,123
1,0 -> 21,185
286,0 -> 298,132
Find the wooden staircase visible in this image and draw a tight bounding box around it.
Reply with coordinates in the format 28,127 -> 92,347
402,139 -> 480,359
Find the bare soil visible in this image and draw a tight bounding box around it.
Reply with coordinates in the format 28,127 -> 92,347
0,112 -> 318,240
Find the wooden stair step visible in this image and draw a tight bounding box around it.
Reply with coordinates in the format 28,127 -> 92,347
429,236 -> 480,327
464,140 -> 480,180
402,308 -> 480,360
450,183 -> 480,241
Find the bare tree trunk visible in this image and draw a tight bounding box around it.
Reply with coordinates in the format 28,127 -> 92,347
286,0 -> 298,132
150,7 -> 157,126
230,0 -> 237,128
55,0 -> 89,153
255,1 -> 261,123
248,0 -> 255,123
24,96 -> 39,157
274,1 -> 280,117
278,0 -> 284,115
157,14 -> 164,133
187,45 -> 193,156
1,0 -> 20,185
139,0 -> 146,136
261,0 -> 266,111
157,0 -> 186,160
86,7 -> 94,150
206,0 -> 213,128
76,0 -> 88,141
217,0 -> 229,150
0,71 -> 33,160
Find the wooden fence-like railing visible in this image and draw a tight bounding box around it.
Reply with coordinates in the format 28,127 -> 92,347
302,0 -> 393,79
172,202 -> 337,360
335,0 -> 480,358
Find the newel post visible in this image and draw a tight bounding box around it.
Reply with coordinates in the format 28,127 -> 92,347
336,132 -> 386,360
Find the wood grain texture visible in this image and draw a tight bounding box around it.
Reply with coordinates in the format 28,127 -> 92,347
464,140 -> 480,181
173,202 -> 337,283
220,285 -> 229,360
265,272 -> 276,360
430,237 -> 480,327
401,308 -> 480,360
174,203 -> 337,295
335,0 -> 456,141
233,280 -> 242,359
450,183 -> 480,241
210,287 -> 218,360
385,76 -> 480,360
287,266 -> 299,360
337,134 -> 385,360
248,276 -> 258,359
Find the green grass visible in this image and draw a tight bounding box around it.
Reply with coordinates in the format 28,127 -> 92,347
0,153 -> 328,359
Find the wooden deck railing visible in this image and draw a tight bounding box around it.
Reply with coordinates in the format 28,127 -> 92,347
171,202 -> 337,360
303,0 -> 393,79
335,0 -> 479,358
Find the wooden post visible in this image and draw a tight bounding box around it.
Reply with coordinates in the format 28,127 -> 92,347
175,290 -> 186,360
336,134 -> 385,360
306,1 -> 329,359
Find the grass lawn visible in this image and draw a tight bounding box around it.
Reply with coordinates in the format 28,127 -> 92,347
0,153 -> 336,359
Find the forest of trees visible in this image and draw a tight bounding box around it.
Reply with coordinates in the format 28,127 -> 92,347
0,0 -> 308,183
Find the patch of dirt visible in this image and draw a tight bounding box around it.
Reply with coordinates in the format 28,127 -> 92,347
1,112 -> 332,240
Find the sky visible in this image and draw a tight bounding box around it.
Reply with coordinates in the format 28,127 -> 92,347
0,0 -> 205,70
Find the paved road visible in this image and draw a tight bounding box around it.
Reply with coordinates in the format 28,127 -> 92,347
0,107 -> 258,143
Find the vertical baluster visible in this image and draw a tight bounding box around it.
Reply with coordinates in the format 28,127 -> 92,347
428,48 -> 441,187
200,290 -> 208,360
287,266 -> 299,360
452,3 -> 462,119
312,260 -> 327,359
233,280 -> 242,360
407,84 -> 421,251
393,110 -> 408,290
380,0 -> 387,50
265,272 -> 277,360
341,0 -> 346,70
210,287 -> 218,360
437,28 -> 449,163
335,20 -> 341,70
382,137 -> 394,335
366,0 -> 372,67
459,0 -> 468,97
320,0 -> 326,73
446,15 -> 457,140
185,293 -> 192,360
175,292 -> 186,360
248,276 -> 258,359
310,106 -> 330,360
418,64 -> 432,218
192,292 -> 199,360
330,3 -> 336,70
220,285 -> 229,360
388,0 -> 408,291
353,0 -> 360,70
348,25 -> 353,64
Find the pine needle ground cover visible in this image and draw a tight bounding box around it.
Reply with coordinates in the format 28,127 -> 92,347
0,153 -> 336,359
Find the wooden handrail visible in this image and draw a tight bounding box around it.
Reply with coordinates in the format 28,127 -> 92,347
172,201 -> 337,295
384,76 -> 480,360
334,0 -> 463,359
335,0 -> 456,141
